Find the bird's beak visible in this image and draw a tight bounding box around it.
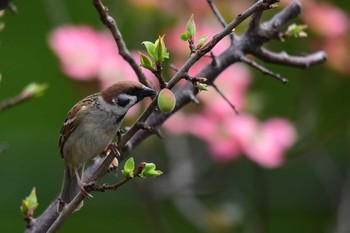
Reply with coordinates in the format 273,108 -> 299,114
140,86 -> 157,98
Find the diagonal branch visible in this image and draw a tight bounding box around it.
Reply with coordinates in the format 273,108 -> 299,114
168,0 -> 278,89
0,95 -> 32,113
92,0 -> 150,87
206,0 -> 234,42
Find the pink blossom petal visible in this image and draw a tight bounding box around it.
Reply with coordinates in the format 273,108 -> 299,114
49,25 -> 101,80
243,128 -> 285,168
262,118 -> 297,149
234,116 -> 296,168
163,112 -> 191,135
303,3 -> 349,38
209,138 -> 240,162
188,114 -> 218,141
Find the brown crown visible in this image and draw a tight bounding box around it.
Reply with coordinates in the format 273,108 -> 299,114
100,81 -> 144,104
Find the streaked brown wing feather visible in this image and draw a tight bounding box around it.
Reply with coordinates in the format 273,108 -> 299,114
58,94 -> 97,157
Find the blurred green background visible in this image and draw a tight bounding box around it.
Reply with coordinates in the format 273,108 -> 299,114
0,0 -> 349,232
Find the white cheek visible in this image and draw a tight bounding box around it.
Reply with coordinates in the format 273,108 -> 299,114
98,95 -> 137,115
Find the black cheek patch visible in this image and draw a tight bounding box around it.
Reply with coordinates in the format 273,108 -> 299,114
117,97 -> 130,107
115,113 -> 126,125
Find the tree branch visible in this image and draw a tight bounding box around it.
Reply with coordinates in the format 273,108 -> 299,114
206,0 -> 234,42
92,0 -> 150,87
239,55 -> 288,83
212,83 -> 239,115
0,95 -> 32,113
254,48 -> 327,68
0,83 -> 47,113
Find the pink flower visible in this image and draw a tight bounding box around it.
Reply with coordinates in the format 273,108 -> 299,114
302,3 -> 349,38
233,116 -> 297,168
164,109 -> 297,167
49,25 -> 158,119
163,112 -> 192,135
323,37 -> 350,74
198,63 -> 251,117
49,25 -> 102,80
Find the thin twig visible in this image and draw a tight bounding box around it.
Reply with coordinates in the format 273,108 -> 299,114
211,83 -> 239,115
0,95 -> 31,113
90,162 -> 145,192
153,63 -> 167,89
169,64 -> 179,72
92,0 -> 150,87
92,178 -> 131,192
210,52 -> 220,67
207,0 -> 234,42
255,48 -> 327,68
240,55 -> 288,83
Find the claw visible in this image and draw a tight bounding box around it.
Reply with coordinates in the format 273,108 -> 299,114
74,169 -> 93,198
80,183 -> 93,198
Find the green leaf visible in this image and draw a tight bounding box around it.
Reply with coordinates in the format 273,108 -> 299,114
154,35 -> 169,62
139,51 -> 154,70
21,83 -> 49,98
180,33 -> 191,41
285,24 -> 308,38
195,83 -> 209,91
270,3 -> 279,8
186,14 -> 196,37
20,187 -> 38,217
121,157 -> 135,178
140,163 -> 163,178
142,41 -> 156,60
197,35 -> 208,47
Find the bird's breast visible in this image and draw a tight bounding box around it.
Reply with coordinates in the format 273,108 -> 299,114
63,110 -> 121,167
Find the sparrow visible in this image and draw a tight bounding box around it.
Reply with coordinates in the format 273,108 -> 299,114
58,81 -> 156,212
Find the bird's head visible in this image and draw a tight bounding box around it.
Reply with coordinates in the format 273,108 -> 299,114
100,81 -> 156,113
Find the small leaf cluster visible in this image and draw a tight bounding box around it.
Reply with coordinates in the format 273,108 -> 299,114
139,35 -> 169,71
21,83 -> 49,98
283,24 -> 308,40
188,76 -> 209,92
20,187 -> 38,218
180,14 -> 196,41
180,14 -> 208,50
121,157 -> 163,179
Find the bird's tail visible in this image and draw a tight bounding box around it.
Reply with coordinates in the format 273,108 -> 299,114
57,162 -> 83,212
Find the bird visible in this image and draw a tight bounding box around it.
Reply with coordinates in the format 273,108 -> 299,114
58,80 -> 156,212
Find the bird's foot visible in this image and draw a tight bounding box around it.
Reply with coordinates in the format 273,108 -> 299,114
101,143 -> 121,172
79,182 -> 94,198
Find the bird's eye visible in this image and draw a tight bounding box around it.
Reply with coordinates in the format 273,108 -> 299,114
116,95 -> 130,107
